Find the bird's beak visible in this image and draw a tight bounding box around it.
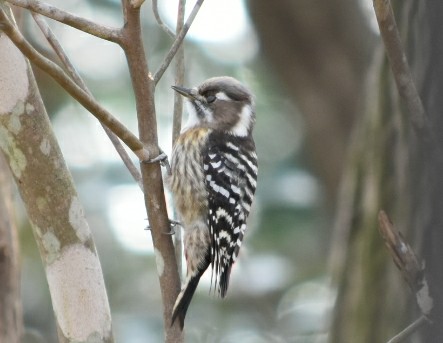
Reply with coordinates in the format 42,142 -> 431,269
172,85 -> 194,99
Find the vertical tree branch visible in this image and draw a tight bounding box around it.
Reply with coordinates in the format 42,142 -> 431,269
171,0 -> 186,281
119,1 -> 183,340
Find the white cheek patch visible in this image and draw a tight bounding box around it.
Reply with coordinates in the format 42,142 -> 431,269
181,100 -> 200,132
229,104 -> 253,137
181,99 -> 214,132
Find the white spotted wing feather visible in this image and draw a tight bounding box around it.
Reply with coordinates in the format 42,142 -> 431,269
204,136 -> 258,297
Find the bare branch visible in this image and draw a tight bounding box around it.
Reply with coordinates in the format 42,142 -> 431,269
378,211 -> 422,291
372,0 -> 430,137
0,9 -> 150,161
378,211 -> 433,342
31,12 -> 86,89
154,0 -> 205,84
6,0 -> 122,43
387,315 -> 428,343
120,0 -> 183,339
172,0 -> 185,144
152,0 -> 175,38
106,129 -> 144,190
32,12 -> 143,189
171,0 -> 186,282
378,211 -> 434,315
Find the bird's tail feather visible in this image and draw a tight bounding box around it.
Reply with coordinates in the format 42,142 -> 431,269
171,273 -> 203,329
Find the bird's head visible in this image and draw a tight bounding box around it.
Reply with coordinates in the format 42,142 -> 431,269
172,76 -> 255,137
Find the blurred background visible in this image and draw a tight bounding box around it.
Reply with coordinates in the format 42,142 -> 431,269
13,0 -> 379,342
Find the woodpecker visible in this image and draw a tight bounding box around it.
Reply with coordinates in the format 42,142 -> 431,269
169,76 -> 258,329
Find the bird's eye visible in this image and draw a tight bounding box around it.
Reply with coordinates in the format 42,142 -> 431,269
206,95 -> 216,103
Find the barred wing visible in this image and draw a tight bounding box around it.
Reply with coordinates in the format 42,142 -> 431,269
203,134 -> 258,297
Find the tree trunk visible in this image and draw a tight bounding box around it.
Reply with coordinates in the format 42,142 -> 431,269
0,6 -> 113,342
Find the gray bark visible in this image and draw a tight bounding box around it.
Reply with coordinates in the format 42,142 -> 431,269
0,6 -> 114,342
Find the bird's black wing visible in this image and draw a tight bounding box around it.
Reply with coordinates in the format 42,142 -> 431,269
203,133 -> 258,297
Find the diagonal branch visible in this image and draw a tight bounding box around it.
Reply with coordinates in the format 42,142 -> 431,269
378,211 -> 433,342
0,8 -> 150,161
387,315 -> 428,343
32,12 -> 143,190
6,0 -> 122,43
31,12 -> 87,89
154,0 -> 204,84
372,0 -> 431,138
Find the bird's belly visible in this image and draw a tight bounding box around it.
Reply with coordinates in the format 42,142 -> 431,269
170,137 -> 209,225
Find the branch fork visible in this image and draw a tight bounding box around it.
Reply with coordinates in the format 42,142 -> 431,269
1,0 -> 206,339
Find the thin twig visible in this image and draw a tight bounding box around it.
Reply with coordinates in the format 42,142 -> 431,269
172,1 -> 185,145
106,130 -> 144,190
372,0 -> 431,139
378,211 -> 422,291
31,12 -> 87,89
0,9 -> 149,161
32,12 -> 143,189
387,315 -> 428,343
6,0 -> 122,43
152,0 -> 175,38
378,211 -> 433,342
171,0 -> 186,282
154,0 -> 204,84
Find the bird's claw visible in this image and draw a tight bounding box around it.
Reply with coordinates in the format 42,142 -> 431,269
143,152 -> 167,164
162,220 -> 182,235
141,149 -> 171,175
145,219 -> 182,234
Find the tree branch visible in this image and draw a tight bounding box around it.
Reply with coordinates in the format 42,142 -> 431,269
31,12 -> 85,87
387,315 -> 428,343
378,211 -> 433,342
152,0 -> 175,38
32,12 -> 143,190
372,0 -> 431,137
154,0 -> 204,84
171,0 -> 186,282
120,0 -> 183,340
0,8 -> 150,161
6,0 -> 122,43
